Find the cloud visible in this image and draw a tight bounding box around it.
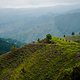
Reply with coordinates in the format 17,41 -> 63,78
0,0 -> 80,8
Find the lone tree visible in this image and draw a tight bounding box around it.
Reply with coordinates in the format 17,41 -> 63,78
37,38 -> 40,42
64,35 -> 66,37
46,34 -> 52,43
72,32 -> 75,36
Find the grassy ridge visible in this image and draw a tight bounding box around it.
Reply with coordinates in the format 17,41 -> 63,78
0,37 -> 80,80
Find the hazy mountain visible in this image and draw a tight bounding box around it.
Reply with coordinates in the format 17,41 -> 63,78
55,12 -> 80,35
0,6 -> 80,43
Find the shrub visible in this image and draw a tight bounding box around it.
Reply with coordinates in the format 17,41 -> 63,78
37,38 -> 40,43
11,45 -> 17,52
64,35 -> 66,37
46,34 -> 52,43
72,32 -> 75,36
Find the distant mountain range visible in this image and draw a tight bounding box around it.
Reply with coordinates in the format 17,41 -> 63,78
54,12 -> 80,35
0,6 -> 80,43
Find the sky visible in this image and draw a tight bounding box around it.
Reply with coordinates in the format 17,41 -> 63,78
0,0 -> 80,8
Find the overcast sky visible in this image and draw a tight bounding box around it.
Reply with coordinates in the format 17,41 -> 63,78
0,0 -> 80,8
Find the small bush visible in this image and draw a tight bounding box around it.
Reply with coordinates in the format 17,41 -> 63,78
46,34 -> 52,43
11,45 -> 17,52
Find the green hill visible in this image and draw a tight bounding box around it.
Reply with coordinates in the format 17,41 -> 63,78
0,36 -> 80,80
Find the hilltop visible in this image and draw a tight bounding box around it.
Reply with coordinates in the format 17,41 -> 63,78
0,35 -> 80,80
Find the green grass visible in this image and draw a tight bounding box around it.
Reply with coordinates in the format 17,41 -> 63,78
0,36 -> 80,80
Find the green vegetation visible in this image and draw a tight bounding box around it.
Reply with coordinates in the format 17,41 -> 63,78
37,38 -> 40,43
46,34 -> 52,40
46,34 -> 52,43
11,45 -> 17,52
0,38 -> 23,54
0,35 -> 80,80
64,35 -> 66,37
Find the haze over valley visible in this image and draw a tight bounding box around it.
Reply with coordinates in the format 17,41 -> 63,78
0,4 -> 80,43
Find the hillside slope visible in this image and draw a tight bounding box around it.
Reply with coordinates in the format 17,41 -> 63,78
0,37 -> 80,80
